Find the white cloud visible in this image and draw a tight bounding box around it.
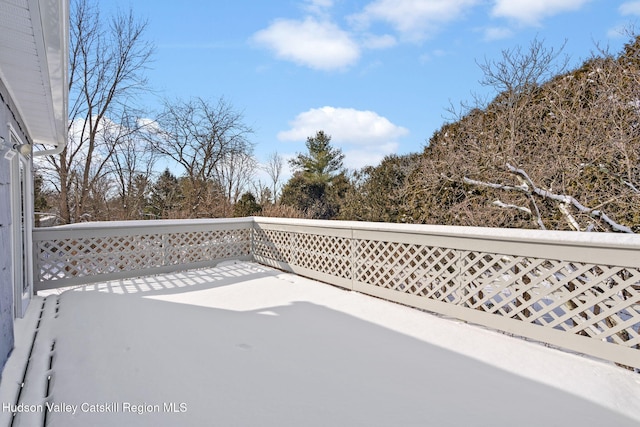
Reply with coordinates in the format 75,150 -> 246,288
483,26 -> 513,41
278,106 -> 408,169
342,147 -> 398,169
419,49 -> 447,64
278,106 -> 408,144
303,0 -> 334,16
361,33 -> 397,49
252,17 -> 360,71
137,117 -> 161,133
351,0 -> 480,42
306,0 -> 333,8
491,0 -> 591,26
620,1 -> 640,15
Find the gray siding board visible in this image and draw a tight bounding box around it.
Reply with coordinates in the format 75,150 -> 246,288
0,226 -> 13,369
0,92 -> 16,371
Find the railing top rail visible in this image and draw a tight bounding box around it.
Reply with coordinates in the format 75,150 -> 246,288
33,216 -> 640,253
35,217 -> 254,232
251,216 -> 640,251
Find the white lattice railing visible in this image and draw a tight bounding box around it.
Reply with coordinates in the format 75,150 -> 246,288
252,218 -> 640,370
33,217 -> 640,369
32,218 -> 253,289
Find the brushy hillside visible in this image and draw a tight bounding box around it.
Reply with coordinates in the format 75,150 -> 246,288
343,36 -> 640,233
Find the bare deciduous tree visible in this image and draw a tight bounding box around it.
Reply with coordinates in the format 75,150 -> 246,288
215,149 -> 257,216
263,152 -> 284,203
109,116 -> 158,220
477,37 -> 568,156
41,0 -> 153,223
149,97 -> 254,217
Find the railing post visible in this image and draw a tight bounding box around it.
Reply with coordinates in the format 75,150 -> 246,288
453,249 -> 464,305
291,231 -> 297,268
350,227 -> 356,291
32,237 -> 39,293
162,233 -> 168,266
250,219 -> 255,261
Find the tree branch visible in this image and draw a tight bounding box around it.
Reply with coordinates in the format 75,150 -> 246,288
492,200 -> 531,214
505,163 -> 633,233
463,164 -> 634,233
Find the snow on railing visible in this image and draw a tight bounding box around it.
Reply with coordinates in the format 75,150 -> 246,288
33,217 -> 640,370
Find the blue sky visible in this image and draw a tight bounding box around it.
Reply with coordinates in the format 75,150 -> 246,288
106,0 -> 639,175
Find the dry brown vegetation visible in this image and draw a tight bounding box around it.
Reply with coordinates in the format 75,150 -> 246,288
400,36 -> 640,232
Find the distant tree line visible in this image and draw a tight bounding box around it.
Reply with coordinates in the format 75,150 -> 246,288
35,0 -> 639,233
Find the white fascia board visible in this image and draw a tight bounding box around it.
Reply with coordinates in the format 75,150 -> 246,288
31,0 -> 68,152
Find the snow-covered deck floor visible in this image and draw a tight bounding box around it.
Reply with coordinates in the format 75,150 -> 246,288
2,261 -> 640,426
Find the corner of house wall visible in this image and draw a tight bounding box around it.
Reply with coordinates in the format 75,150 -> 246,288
0,92 -> 16,371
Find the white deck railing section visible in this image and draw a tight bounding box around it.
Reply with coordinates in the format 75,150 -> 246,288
33,217 -> 640,370
33,218 -> 253,288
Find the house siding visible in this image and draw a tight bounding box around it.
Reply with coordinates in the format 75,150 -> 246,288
0,103 -> 15,371
0,78 -> 31,371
